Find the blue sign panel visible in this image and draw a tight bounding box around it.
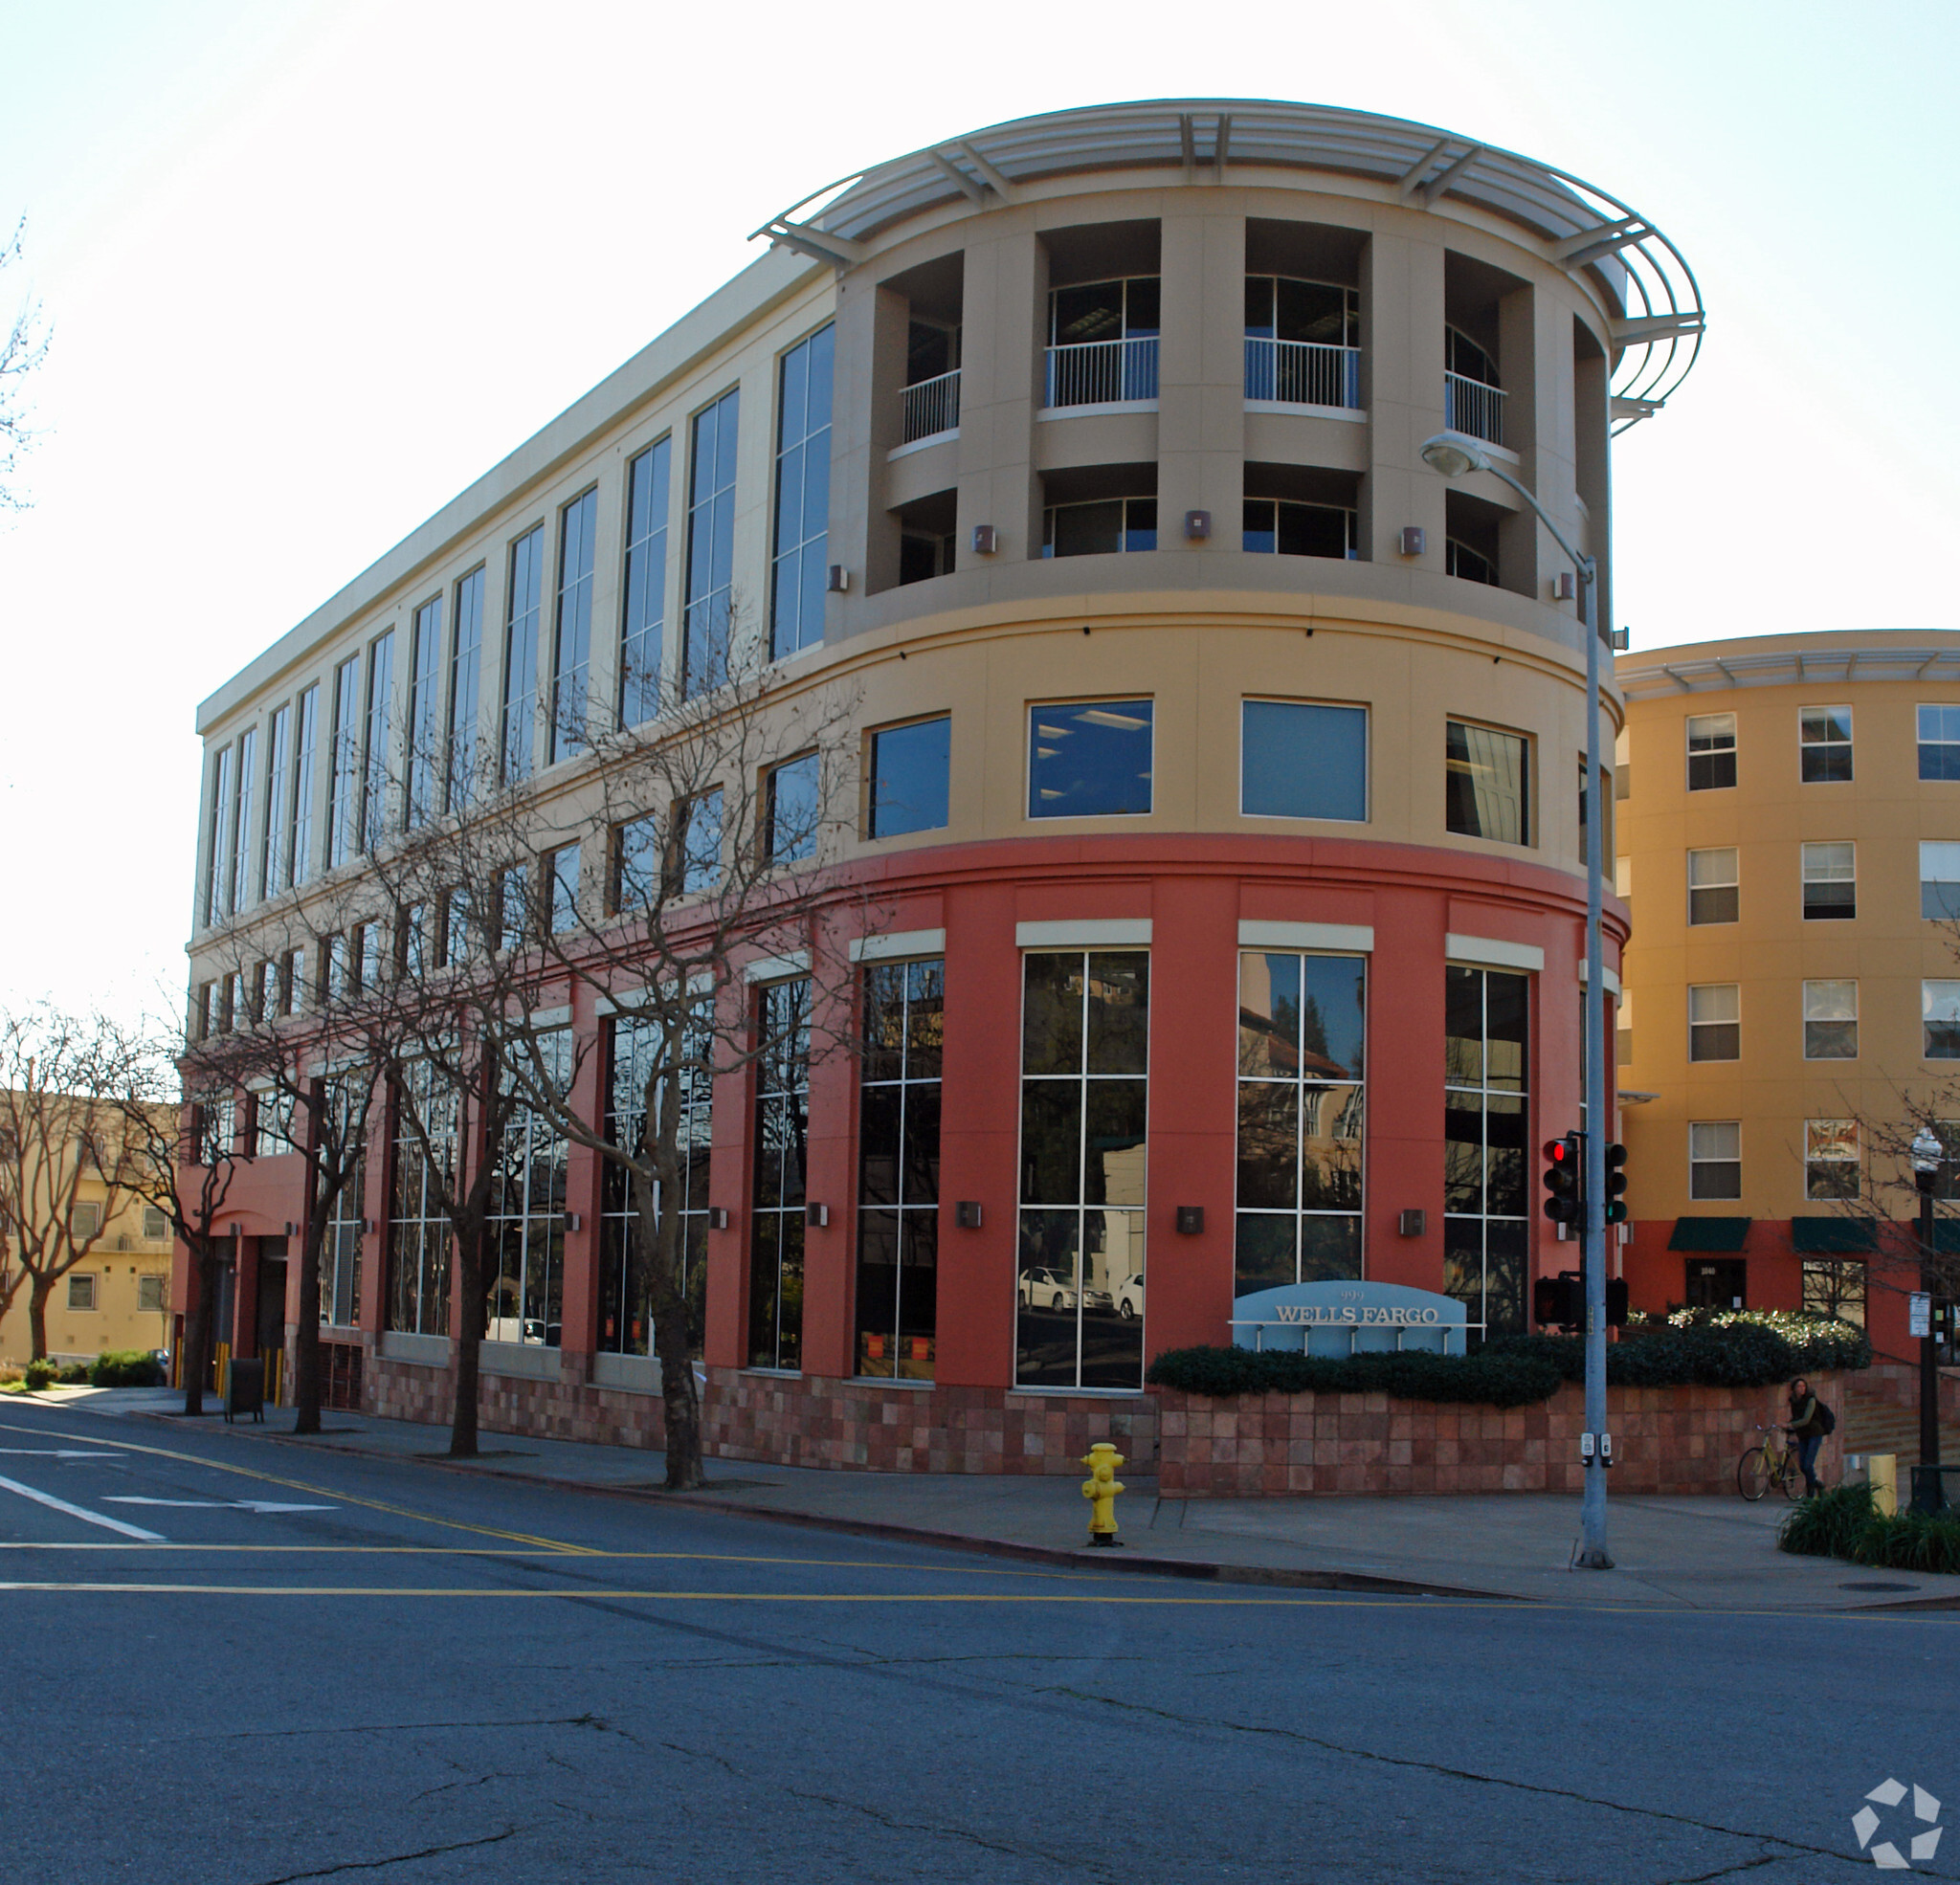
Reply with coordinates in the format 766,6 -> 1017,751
1230,1279 -> 1467,1357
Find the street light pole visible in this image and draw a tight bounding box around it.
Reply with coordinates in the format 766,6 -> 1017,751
1910,1126 -> 1942,1492
1420,431 -> 1613,1569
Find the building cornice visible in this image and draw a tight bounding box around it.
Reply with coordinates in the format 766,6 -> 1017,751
1618,633 -> 1960,701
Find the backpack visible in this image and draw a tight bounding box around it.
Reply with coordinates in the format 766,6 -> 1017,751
1815,1401 -> 1837,1436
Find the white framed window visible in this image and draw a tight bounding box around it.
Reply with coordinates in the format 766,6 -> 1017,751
1925,981 -> 1960,1060
1800,842 -> 1855,920
1687,984 -> 1740,1061
1686,713 -> 1736,791
137,1274 -> 167,1313
1921,842 -> 1960,920
1688,1121 -> 1741,1200
141,1205 -> 169,1241
67,1273 -> 98,1311
1799,706 -> 1852,784
1687,848 -> 1738,925
1919,704 -> 1960,781
1803,980 -> 1857,1060
1240,700 -> 1367,822
70,1202 -> 101,1240
1805,1120 -> 1859,1201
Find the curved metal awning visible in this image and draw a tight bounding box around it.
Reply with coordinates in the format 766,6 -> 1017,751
753,98 -> 1704,432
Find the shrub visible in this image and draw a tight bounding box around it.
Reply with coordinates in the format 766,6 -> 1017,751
23,1359 -> 56,1390
1779,1482 -> 1876,1560
1145,1345 -> 1565,1408
89,1349 -> 166,1388
1488,1315 -> 1869,1390
55,1361 -> 90,1385
1781,1482 -> 1960,1575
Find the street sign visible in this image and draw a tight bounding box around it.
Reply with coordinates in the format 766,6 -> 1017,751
1910,1293 -> 1932,1339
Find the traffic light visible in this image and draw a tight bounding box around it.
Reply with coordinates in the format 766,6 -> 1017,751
1533,1269 -> 1585,1329
1541,1133 -> 1582,1227
1602,1142 -> 1629,1225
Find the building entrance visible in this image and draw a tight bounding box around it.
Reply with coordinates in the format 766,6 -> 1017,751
1684,1257 -> 1746,1311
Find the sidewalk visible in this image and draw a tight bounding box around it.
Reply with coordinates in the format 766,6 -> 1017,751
36,1385 -> 1960,1615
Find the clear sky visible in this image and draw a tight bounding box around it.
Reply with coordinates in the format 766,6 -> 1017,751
1,0 -> 1953,1024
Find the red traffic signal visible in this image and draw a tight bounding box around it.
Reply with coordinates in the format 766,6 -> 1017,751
1541,1132 -> 1582,1225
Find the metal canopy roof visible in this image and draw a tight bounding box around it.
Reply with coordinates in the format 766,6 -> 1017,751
754,98 -> 1704,432
1618,638 -> 1960,700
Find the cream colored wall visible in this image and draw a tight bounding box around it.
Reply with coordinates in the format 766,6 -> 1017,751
0,1178 -> 173,1365
1616,639 -> 1960,1219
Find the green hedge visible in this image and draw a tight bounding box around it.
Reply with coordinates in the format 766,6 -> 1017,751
1781,1482 -> 1960,1576
1145,1345 -> 1564,1408
1487,1313 -> 1868,1389
22,1359 -> 56,1390
89,1350 -> 166,1387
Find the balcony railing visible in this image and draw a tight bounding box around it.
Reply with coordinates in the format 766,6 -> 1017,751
1443,371 -> 1505,446
1044,336 -> 1159,409
1243,338 -> 1361,410
900,368 -> 961,445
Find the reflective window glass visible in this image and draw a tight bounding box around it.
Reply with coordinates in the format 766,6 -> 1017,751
1241,701 -> 1366,821
1029,700 -> 1152,819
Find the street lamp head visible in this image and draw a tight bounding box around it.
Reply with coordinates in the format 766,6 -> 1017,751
1419,431 -> 1491,478
1911,1125 -> 1944,1174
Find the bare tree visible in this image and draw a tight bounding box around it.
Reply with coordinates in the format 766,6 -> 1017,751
0,1008 -> 143,1360
0,219 -> 49,512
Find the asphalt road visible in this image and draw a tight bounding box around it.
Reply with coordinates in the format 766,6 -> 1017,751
0,1398 -> 1951,1885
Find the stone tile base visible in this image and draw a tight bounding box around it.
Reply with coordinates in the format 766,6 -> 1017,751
366,1350 -> 1156,1475
1155,1374 -> 1850,1497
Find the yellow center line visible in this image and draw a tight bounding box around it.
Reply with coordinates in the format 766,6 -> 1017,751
0,1420 -> 595,1555
0,1582 -> 1413,1602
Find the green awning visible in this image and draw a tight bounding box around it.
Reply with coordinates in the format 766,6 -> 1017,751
1932,1220 -> 1960,1255
1668,1216 -> 1751,1253
1791,1218 -> 1879,1254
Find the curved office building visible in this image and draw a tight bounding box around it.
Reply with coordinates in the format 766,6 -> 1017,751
184,100 -> 1703,1469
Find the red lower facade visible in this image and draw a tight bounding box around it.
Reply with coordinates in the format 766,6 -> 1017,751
175,832 -> 1626,1470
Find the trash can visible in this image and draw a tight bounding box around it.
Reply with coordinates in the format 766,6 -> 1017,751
225,1357 -> 266,1425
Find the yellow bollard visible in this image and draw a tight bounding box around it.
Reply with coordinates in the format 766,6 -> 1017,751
1080,1442 -> 1125,1546
1869,1453 -> 1898,1518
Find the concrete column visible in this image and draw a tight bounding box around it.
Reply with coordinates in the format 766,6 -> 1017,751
557,1002 -> 606,1359
827,265 -> 882,606
1157,204 -> 1244,556
956,218 -> 1041,568
1365,228 -> 1447,573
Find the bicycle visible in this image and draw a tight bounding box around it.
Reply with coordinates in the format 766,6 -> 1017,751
1737,1424 -> 1805,1501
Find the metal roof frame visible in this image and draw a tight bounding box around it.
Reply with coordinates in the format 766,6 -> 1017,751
753,98 -> 1704,433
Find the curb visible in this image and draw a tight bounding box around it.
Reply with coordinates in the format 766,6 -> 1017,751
122,1408 -> 1523,1603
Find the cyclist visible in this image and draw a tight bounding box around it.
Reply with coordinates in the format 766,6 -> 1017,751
1786,1377 -> 1826,1496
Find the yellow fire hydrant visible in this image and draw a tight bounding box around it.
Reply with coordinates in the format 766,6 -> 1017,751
1081,1442 -> 1125,1546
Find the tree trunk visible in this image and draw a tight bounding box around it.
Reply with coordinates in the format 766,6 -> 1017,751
293,1223 -> 323,1435
26,1275 -> 50,1363
448,1238 -> 483,1457
181,1240 -> 219,1417
656,1311 -> 705,1490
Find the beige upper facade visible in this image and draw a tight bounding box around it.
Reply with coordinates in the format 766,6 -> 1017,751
188,100 -> 1700,986
1615,630 -> 1960,1220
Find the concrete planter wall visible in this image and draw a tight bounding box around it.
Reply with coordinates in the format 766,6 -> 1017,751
1155,1372 -> 1850,1497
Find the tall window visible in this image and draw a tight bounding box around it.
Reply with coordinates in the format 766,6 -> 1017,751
447,567 -> 484,810
1801,842 -> 1855,920
867,718 -> 950,839
684,388 -> 740,698
1802,1258 -> 1866,1328
1687,984 -> 1740,1061
487,1033 -> 569,1345
1926,981 -> 1960,1059
502,527 -> 544,784
1241,701 -> 1366,821
1688,847 -> 1739,925
361,630 -> 394,854
388,1060 -> 455,1338
771,325 -> 834,659
620,438 -> 671,726
551,490 -> 597,762
1243,276 -> 1359,405
1805,1120 -> 1859,1201
406,596 -> 443,828
677,789 -> 723,894
261,704 -> 290,898
323,1085 -> 365,1327
599,1012 -> 711,1359
547,844 -> 580,933
1686,713 -> 1736,790
205,743 -> 235,924
289,683 -> 319,886
1919,704 -> 1960,781
1445,721 -> 1528,844
749,979 -> 810,1370
1443,965 -> 1528,1340
1046,277 -> 1160,405
858,960 -> 944,1378
1921,842 -> 1960,919
1800,706 -> 1852,783
1029,700 -> 1153,819
1689,1121 -> 1741,1200
326,654 -> 361,869
1804,980 -> 1858,1059
1235,951 -> 1366,1295
1016,952 -> 1148,1389
231,727 -> 257,916
766,754 -> 820,864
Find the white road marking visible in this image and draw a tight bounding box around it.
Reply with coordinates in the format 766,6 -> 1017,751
103,1498 -> 337,1514
0,1474 -> 165,1541
0,1450 -> 122,1458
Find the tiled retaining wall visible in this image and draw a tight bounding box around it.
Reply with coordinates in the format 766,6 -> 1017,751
1857,1360 -> 1960,1424
1155,1373 -> 1850,1497
368,1349 -> 1155,1475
